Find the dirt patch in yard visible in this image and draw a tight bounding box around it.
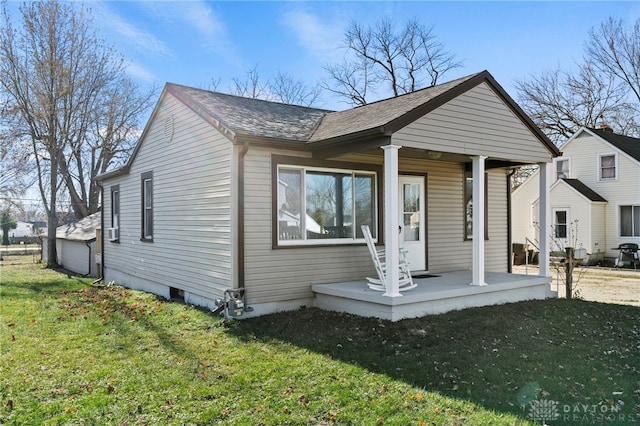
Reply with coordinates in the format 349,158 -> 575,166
514,264 -> 640,306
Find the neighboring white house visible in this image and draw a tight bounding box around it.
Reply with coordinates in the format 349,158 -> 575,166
11,221 -> 39,238
512,126 -> 640,264
42,213 -> 101,277
96,71 -> 560,320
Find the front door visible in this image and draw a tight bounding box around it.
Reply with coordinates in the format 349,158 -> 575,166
552,208 -> 569,251
399,176 -> 426,271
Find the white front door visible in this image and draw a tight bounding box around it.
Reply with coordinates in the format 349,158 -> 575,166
399,175 -> 426,271
552,208 -> 569,251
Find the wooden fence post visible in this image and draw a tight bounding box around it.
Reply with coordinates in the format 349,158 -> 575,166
565,247 -> 574,299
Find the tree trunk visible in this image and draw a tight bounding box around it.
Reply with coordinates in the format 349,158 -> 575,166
46,154 -> 60,268
565,247 -> 574,299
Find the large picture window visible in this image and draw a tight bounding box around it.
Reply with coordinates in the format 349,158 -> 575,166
620,205 -> 640,237
277,165 -> 376,245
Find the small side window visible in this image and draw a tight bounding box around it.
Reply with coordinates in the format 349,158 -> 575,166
141,172 -> 153,241
109,185 -> 120,242
599,154 -> 616,180
556,159 -> 569,180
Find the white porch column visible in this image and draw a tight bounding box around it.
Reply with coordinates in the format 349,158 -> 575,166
382,145 -> 402,297
471,155 -> 487,286
538,162 -> 551,277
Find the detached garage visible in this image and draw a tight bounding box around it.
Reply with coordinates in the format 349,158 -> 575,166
42,212 -> 101,277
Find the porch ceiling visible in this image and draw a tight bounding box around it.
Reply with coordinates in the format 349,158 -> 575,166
327,146 -> 531,169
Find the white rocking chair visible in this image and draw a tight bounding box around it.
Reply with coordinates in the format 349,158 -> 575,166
361,225 -> 417,292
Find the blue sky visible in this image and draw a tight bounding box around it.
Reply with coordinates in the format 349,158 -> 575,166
7,0 -> 640,111
84,0 -> 639,111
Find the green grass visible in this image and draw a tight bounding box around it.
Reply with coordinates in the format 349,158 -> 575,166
1,260 -> 639,425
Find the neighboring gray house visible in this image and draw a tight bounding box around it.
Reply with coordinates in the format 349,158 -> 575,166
42,212 -> 101,277
97,71 -> 561,321
512,126 -> 640,264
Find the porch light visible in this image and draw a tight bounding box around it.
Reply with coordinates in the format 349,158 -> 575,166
427,151 -> 442,160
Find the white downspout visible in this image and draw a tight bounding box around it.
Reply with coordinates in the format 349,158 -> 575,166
538,162 -> 551,278
471,155 -> 487,286
382,145 -> 402,297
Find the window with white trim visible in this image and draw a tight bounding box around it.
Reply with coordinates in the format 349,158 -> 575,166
277,165 -> 376,245
598,153 -> 616,180
620,205 -> 640,237
555,159 -> 570,180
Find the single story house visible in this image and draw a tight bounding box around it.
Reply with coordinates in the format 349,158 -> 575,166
96,70 -> 560,321
42,212 -> 101,277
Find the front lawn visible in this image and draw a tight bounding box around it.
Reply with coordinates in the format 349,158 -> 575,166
1,261 -> 639,425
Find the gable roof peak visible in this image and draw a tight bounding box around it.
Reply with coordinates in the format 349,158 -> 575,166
581,126 -> 640,163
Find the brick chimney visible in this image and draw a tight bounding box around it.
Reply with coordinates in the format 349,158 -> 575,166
598,123 -> 613,132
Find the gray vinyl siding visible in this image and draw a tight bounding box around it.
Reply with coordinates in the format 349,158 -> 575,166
244,149 -> 511,305
243,147 -> 374,304
102,93 -> 233,302
394,82 -> 554,164
486,172 -> 509,271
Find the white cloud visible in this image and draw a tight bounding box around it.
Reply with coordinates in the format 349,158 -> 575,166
183,2 -> 226,40
113,20 -> 172,57
281,9 -> 345,63
125,61 -> 157,84
155,1 -> 243,70
92,2 -> 172,57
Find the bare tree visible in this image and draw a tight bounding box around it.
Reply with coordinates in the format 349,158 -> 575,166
0,104 -> 33,207
516,63 -> 636,144
323,18 -> 462,106
227,66 -> 321,107
0,0 -> 154,267
516,17 -> 639,144
230,66 -> 270,100
270,71 -> 321,107
586,17 -> 640,104
64,77 -> 156,218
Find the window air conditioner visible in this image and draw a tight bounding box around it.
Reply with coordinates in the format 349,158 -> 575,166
107,227 -> 119,241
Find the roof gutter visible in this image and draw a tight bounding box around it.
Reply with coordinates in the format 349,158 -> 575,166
84,238 -> 96,277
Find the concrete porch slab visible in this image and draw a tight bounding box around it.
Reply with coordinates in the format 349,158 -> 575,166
312,270 -> 556,321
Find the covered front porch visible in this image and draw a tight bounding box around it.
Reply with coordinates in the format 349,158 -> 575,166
313,270 -> 555,321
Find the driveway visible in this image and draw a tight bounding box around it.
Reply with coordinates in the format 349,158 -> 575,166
513,265 -> 640,306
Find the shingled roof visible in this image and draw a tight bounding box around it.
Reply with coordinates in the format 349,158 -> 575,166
587,128 -> 640,163
98,70 -> 558,181
165,70 -> 555,154
561,179 -> 607,202
309,73 -> 478,142
56,212 -> 101,242
167,84 -> 330,142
